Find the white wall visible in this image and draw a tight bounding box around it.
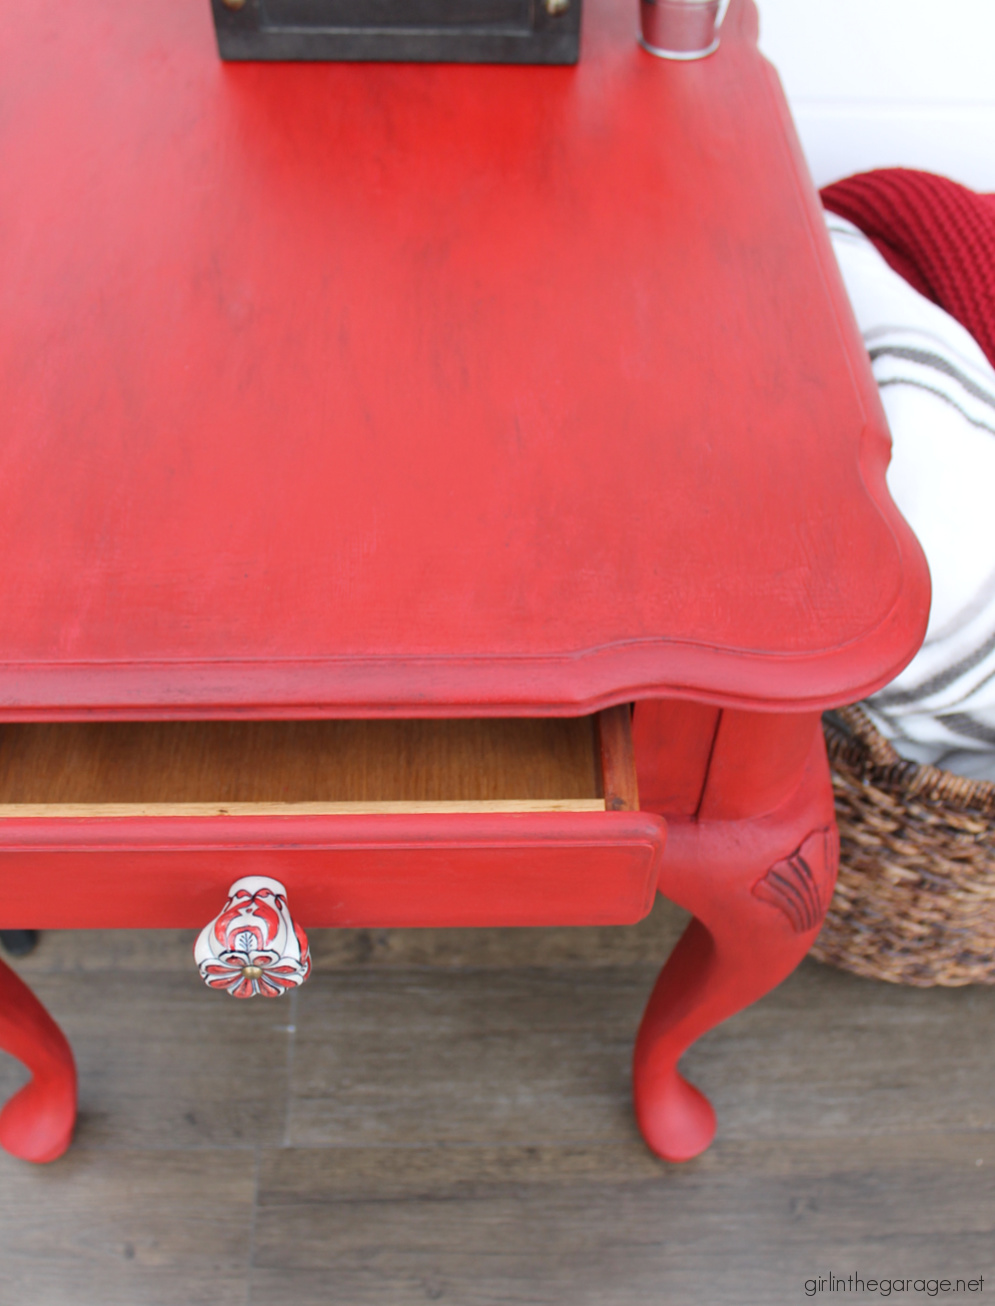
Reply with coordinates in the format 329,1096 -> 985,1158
755,0 -> 995,190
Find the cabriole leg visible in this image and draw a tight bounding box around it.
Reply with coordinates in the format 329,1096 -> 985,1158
633,713 -> 837,1162
0,957 -> 77,1163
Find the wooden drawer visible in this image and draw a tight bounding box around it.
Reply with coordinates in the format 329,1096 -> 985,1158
0,707 -> 665,929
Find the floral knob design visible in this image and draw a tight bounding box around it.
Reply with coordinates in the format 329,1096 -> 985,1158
194,876 -> 311,998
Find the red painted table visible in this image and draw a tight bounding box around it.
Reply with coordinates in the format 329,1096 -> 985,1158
0,0 -> 928,1164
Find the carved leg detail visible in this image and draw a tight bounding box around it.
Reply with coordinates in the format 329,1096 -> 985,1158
634,726 -> 837,1162
0,957 -> 77,1163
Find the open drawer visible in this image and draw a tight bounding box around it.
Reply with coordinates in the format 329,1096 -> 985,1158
0,707 -> 665,929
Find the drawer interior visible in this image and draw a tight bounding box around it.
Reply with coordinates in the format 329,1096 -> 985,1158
0,707 -> 637,816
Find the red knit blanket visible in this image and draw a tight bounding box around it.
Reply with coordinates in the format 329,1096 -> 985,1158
821,168 -> 995,369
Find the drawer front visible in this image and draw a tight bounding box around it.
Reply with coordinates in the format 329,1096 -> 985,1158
0,809 -> 665,929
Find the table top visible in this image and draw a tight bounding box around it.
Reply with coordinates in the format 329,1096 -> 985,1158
0,0 -> 928,719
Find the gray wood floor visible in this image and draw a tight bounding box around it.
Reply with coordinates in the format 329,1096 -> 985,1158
1,902 -> 993,1306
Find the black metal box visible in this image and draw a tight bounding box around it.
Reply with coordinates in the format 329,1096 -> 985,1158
211,0 -> 580,64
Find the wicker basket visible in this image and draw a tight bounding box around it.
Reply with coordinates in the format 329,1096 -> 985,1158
812,704 -> 995,986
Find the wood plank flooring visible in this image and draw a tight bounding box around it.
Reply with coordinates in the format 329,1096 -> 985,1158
1,902 -> 993,1305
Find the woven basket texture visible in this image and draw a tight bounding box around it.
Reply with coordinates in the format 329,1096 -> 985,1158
813,705 -> 995,986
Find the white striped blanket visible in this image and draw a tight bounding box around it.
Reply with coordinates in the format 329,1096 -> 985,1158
827,213 -> 995,780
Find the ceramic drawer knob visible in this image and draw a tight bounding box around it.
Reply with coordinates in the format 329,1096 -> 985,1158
194,876 -> 311,998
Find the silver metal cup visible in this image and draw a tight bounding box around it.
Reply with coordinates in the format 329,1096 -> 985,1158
639,0 -> 731,60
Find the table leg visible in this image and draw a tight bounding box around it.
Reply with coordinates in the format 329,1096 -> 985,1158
0,958 -> 77,1163
633,710 -> 836,1161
